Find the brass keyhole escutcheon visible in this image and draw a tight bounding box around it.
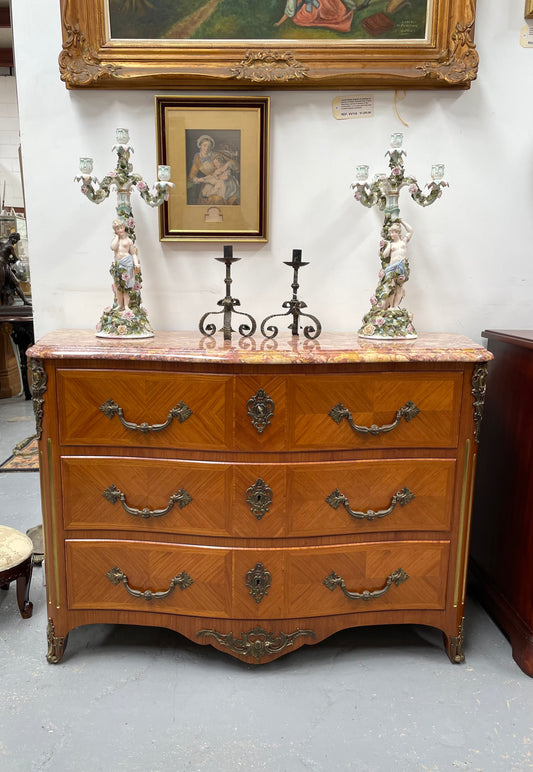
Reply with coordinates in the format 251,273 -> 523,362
245,562 -> 271,603
247,389 -> 274,434
246,479 -> 273,520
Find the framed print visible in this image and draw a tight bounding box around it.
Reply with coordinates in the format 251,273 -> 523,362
526,1 -> 533,19
59,0 -> 478,90
156,95 -> 269,243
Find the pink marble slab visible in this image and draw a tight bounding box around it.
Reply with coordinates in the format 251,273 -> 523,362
27,330 -> 493,364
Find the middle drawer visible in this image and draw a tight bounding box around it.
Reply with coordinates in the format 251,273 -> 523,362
61,456 -> 456,538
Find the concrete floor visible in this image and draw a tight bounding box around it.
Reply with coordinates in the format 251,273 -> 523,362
1,394 -> 532,772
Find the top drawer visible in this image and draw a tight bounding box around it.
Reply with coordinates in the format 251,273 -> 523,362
56,369 -> 233,450
56,368 -> 463,452
235,371 -> 463,451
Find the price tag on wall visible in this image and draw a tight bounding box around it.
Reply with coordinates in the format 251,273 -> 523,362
332,95 -> 374,120
520,22 -> 533,47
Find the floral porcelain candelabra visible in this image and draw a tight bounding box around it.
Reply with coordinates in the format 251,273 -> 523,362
75,128 -> 174,338
352,133 -> 447,340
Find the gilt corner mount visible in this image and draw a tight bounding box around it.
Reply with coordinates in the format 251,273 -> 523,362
58,0 -> 478,90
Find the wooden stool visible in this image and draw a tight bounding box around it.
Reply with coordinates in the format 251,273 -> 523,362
0,525 -> 34,618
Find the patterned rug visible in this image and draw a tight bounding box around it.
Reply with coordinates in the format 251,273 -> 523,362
0,435 -> 39,472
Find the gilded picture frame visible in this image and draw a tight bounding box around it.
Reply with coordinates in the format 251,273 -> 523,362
526,1 -> 533,19
59,0 -> 478,90
156,95 -> 269,243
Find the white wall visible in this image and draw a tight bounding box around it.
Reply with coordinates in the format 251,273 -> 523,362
0,75 -> 23,210
10,1 -> 533,343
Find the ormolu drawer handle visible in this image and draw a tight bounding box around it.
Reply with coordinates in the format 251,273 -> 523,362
328,400 -> 420,436
100,398 -> 192,433
102,484 -> 193,518
323,567 -> 408,601
105,566 -> 193,601
325,486 -> 415,521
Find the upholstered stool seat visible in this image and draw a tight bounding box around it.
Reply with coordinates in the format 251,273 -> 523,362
0,525 -> 34,618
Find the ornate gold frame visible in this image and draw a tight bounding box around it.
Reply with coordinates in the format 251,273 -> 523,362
59,0 -> 478,90
526,1 -> 533,19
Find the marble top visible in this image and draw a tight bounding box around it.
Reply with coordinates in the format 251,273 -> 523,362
27,330 -> 492,365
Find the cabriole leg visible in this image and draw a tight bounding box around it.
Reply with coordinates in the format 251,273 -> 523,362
15,556 -> 33,618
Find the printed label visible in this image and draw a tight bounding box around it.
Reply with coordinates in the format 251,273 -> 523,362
332,95 -> 374,120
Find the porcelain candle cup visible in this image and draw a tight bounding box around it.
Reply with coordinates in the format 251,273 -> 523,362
79,157 -> 93,175
390,133 -> 403,148
158,165 -> 172,182
116,128 -> 130,145
355,165 -> 369,182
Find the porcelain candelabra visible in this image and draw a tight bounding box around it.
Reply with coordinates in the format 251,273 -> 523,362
75,128 -> 174,338
352,133 -> 447,340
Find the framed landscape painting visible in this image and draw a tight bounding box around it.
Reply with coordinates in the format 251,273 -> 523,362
59,0 -> 478,90
155,95 -> 269,242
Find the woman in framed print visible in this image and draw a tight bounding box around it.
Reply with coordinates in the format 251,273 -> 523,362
188,134 -> 240,207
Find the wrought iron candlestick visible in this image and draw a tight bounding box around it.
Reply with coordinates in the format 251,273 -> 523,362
75,128 -> 174,338
260,249 -> 321,340
351,133 -> 448,340
199,246 -> 256,341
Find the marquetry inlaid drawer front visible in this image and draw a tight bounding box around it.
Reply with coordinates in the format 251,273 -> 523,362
61,457 -> 455,538
286,458 -> 455,536
56,369 -> 233,450
65,540 -> 233,618
232,540 -> 450,619
232,458 -> 455,537
61,456 -> 233,536
235,371 -> 463,451
56,368 -> 462,453
66,539 -> 449,621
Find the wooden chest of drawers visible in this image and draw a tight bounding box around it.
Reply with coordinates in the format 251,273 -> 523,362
28,330 -> 491,664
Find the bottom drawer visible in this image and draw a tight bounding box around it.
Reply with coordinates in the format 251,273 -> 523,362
65,540 -> 234,618
65,539 -> 450,620
231,540 -> 450,618
284,541 -> 449,619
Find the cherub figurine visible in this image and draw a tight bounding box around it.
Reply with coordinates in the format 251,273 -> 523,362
95,219 -> 151,338
380,221 -> 413,309
359,219 -> 416,339
110,218 -> 140,314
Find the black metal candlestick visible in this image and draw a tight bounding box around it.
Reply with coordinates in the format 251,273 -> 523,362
260,249 -> 321,340
199,246 -> 256,341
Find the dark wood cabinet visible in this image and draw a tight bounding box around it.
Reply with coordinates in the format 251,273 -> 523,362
471,329 -> 533,677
